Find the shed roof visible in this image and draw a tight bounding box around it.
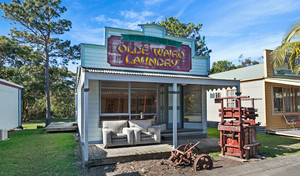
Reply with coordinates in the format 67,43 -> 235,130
209,64 -> 265,80
0,78 -> 24,89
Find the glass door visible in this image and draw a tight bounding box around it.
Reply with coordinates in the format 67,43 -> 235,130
167,84 -> 183,128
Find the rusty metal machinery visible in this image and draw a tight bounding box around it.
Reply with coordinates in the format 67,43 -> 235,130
169,141 -> 213,171
217,96 -> 261,159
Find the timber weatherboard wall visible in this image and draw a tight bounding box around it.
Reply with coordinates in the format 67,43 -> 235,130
87,80 -> 102,143
81,26 -> 209,76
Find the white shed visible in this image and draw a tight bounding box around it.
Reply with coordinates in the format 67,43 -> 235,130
0,78 -> 23,131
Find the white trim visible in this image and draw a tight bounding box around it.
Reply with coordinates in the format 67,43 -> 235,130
172,83 -> 178,149
201,85 -> 207,134
83,78 -> 89,162
265,78 -> 300,87
0,78 -> 24,89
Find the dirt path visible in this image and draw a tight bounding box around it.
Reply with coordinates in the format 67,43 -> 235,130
88,156 -> 245,176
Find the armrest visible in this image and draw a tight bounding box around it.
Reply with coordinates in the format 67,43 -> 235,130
129,127 -> 142,142
122,127 -> 134,145
148,126 -> 161,143
102,128 -> 113,147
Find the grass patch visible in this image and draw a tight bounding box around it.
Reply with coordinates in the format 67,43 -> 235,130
22,117 -> 75,129
207,127 -> 300,158
0,129 -> 81,176
207,127 -> 220,138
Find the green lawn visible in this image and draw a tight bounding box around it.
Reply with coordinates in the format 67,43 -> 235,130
207,127 -> 300,158
0,129 -> 81,176
22,117 -> 75,129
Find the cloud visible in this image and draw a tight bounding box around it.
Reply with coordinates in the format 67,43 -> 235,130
174,0 -> 194,18
93,10 -> 157,30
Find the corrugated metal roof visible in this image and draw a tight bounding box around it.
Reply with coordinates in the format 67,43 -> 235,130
209,64 -> 264,80
0,78 -> 24,89
83,67 -> 238,81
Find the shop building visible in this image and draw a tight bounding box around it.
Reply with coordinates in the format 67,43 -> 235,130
75,24 -> 239,161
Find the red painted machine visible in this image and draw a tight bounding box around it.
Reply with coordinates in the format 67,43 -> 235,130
217,95 -> 261,159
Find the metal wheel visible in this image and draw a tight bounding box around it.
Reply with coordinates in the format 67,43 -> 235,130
169,144 -> 187,163
193,154 -> 213,171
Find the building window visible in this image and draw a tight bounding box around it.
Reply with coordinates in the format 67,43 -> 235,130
226,89 -> 236,108
101,81 -> 128,114
214,92 -> 221,103
284,87 -> 293,112
131,82 -> 157,124
184,85 -> 201,123
273,87 -> 283,112
100,81 -> 157,124
295,87 -> 300,112
273,86 -> 300,113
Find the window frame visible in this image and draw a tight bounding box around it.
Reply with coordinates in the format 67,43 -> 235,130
226,89 -> 236,108
272,85 -> 299,113
99,81 -> 159,124
183,85 -> 202,123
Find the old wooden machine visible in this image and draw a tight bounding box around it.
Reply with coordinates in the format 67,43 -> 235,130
169,141 -> 213,171
217,95 -> 261,159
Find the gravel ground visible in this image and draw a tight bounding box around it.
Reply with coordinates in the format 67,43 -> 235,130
88,156 -> 245,176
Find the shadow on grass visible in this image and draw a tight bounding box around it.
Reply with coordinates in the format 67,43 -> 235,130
257,134 -> 300,158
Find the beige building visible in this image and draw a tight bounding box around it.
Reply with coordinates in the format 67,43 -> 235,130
208,49 -> 300,131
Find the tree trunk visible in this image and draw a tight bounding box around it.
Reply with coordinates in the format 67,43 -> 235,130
45,44 -> 51,126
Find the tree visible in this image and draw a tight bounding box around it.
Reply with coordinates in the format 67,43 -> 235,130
238,54 -> 260,67
0,0 -> 79,126
157,17 -> 211,57
0,35 -> 76,121
210,60 -> 237,74
271,22 -> 300,73
0,35 -> 33,68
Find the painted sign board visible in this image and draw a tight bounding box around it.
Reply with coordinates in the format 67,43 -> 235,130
107,35 -> 191,72
273,56 -> 300,77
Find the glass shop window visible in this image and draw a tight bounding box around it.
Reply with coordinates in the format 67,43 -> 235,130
100,116 -> 129,121
273,86 -> 300,113
273,87 -> 283,112
284,87 -> 293,112
184,85 -> 202,123
131,82 -> 157,114
101,81 -> 128,113
294,87 -> 300,112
